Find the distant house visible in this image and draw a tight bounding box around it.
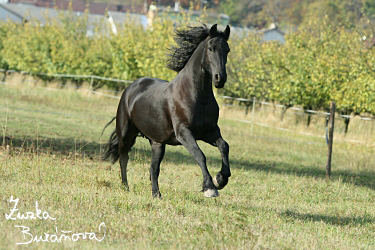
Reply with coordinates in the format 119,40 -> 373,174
260,23 -> 285,44
0,2 -> 148,35
221,23 -> 286,42
8,0 -> 145,15
0,3 -> 24,22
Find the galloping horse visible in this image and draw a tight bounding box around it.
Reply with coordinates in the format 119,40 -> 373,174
103,24 -> 231,198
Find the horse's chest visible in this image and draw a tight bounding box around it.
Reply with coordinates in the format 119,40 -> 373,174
190,102 -> 219,131
172,97 -> 219,135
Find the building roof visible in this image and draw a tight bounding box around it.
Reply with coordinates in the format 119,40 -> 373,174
0,3 -> 24,22
263,28 -> 285,35
0,3 -> 147,34
8,0 -> 144,15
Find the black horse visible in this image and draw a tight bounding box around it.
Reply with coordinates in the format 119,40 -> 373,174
103,24 -> 231,198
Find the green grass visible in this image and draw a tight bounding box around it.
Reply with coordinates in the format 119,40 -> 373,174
1,83 -> 375,249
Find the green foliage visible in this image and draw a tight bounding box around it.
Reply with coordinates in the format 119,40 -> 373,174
219,0 -> 368,29
1,12 -> 177,89
223,16 -> 375,118
4,22 -> 52,75
3,10 -> 91,84
219,0 -> 241,24
364,0 -> 375,19
1,10 -> 375,118
0,22 -> 10,71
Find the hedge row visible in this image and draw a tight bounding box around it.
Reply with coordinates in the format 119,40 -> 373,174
1,12 -> 375,122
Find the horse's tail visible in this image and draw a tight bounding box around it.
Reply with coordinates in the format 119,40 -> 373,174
99,116 -> 116,140
102,117 -> 120,164
103,130 -> 120,164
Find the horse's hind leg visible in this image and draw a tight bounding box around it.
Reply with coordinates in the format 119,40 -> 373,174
117,120 -> 138,190
149,141 -> 165,198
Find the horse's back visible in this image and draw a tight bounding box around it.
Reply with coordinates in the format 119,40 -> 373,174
123,77 -> 169,109
126,77 -> 168,95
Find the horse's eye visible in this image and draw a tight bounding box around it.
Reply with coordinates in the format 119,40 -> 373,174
208,47 -> 213,52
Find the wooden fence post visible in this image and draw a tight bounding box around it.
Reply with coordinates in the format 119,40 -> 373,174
28,72 -> 32,87
326,102 -> 336,178
88,76 -> 93,97
251,97 -> 256,135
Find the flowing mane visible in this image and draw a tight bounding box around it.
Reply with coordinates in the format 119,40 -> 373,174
167,25 -> 210,72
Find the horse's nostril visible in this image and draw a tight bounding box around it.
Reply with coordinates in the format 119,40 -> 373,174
215,74 -> 220,82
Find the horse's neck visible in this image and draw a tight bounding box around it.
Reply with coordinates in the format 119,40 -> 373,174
176,40 -> 213,98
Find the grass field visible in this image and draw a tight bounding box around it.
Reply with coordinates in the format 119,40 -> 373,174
1,82 -> 375,249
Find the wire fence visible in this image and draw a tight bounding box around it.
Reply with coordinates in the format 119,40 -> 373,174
0,103 -> 330,148
221,96 -> 375,145
0,68 -> 129,99
1,68 -> 373,121
0,69 -> 133,85
1,69 -> 373,146
221,96 -> 375,121
0,105 -> 112,120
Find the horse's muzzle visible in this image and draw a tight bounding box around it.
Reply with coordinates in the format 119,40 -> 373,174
214,74 -> 227,88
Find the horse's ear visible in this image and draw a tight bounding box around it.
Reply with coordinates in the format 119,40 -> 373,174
224,25 -> 230,40
209,24 -> 217,36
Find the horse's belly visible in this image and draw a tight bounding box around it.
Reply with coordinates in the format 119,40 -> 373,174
129,99 -> 178,144
124,78 -> 178,144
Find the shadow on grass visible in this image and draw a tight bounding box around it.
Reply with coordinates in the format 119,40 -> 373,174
4,135 -> 375,191
4,136 -> 104,156
236,161 -> 375,191
142,147 -> 375,192
280,210 -> 375,226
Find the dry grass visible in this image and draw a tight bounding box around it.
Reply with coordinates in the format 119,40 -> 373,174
0,82 -> 374,249
220,101 -> 375,146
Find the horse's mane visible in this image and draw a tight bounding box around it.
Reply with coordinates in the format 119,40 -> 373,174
167,25 -> 210,72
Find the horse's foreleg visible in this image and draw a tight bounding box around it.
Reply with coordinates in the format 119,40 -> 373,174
149,141 -> 165,198
202,127 -> 231,190
177,127 -> 218,198
213,137 -> 231,189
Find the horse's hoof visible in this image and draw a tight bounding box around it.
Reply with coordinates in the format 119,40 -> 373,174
213,173 -> 228,190
213,176 -> 221,189
152,192 -> 162,199
204,189 -> 219,198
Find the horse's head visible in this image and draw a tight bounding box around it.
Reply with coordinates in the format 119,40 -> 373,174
205,24 -> 230,88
